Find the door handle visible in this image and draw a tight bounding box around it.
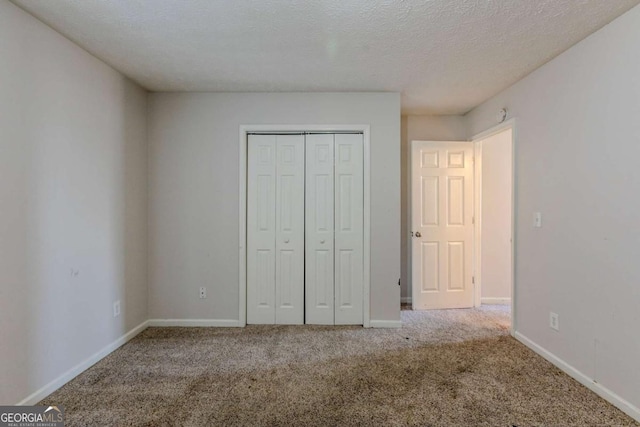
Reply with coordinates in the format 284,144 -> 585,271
284,239 -> 290,244
415,231 -> 422,238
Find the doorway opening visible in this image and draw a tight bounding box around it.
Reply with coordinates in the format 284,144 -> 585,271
473,122 -> 514,331
409,120 -> 515,333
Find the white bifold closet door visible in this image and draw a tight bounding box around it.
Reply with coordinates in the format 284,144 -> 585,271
306,134 -> 364,325
247,134 -> 305,324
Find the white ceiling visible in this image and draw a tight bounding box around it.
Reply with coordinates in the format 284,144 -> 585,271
12,0 -> 640,114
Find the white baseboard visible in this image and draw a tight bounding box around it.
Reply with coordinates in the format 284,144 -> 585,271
16,320 -> 149,405
515,332 -> 640,423
481,297 -> 511,305
401,297 -> 412,304
148,318 -> 242,327
369,319 -> 402,328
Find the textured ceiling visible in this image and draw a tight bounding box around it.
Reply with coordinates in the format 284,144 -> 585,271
11,0 -> 640,114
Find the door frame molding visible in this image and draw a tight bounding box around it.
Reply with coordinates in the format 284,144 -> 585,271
471,118 -> 516,335
238,124 -> 371,327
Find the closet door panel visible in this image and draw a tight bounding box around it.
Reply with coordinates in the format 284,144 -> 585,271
247,135 -> 277,324
275,135 -> 305,324
305,134 -> 335,324
334,134 -> 364,324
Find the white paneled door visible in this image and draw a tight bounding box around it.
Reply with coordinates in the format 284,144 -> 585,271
304,134 -> 335,324
274,135 -> 305,324
247,134 -> 305,324
333,134 -> 364,324
411,141 -> 474,309
305,134 -> 364,325
248,133 -> 364,325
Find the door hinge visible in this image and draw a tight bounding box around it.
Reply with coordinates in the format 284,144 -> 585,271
472,216 -> 475,225
472,276 -> 475,285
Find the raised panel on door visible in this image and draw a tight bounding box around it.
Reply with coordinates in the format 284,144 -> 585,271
447,241 -> 465,290
411,141 -> 474,310
420,242 -> 439,292
247,135 -> 277,323
305,134 -> 335,324
421,176 -> 439,226
275,135 -> 304,324
334,134 -> 364,325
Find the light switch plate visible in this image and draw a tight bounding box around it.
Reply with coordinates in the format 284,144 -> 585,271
550,312 -> 559,331
534,212 -> 542,228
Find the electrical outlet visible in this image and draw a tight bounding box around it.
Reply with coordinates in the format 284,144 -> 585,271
550,312 -> 559,331
113,300 -> 121,317
533,212 -> 542,228
199,287 -> 207,299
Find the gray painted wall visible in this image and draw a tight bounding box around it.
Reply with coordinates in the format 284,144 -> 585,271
0,1 -> 148,405
148,93 -> 401,323
467,4 -> 640,412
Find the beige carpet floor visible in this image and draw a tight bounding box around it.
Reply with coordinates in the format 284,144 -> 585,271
40,306 -> 638,426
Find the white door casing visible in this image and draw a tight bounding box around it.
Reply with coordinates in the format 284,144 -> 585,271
247,134 -> 305,324
334,134 -> 364,324
239,126 -> 371,328
305,134 -> 335,324
246,130 -> 366,326
411,141 -> 474,309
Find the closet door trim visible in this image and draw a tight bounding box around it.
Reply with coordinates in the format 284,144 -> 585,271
239,125 -> 371,328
